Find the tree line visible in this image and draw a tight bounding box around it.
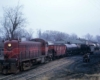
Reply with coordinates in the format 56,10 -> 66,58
0,5 -> 100,43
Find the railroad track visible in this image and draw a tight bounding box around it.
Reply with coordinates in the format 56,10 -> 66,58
0,75 -> 13,80
0,56 -> 81,80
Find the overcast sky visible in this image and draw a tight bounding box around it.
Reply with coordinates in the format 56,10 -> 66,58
0,0 -> 100,38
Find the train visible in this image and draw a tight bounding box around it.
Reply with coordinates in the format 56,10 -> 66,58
0,38 -> 99,74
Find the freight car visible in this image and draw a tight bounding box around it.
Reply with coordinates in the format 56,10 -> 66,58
48,43 -> 66,60
79,44 -> 90,54
89,44 -> 99,54
79,44 -> 97,55
65,43 -> 80,56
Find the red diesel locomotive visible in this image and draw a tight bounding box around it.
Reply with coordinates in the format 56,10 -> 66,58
0,39 -> 48,74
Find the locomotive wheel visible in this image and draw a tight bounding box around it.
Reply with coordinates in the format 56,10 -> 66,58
68,53 -> 71,56
52,56 -> 56,60
48,56 -> 52,61
22,62 -> 32,71
49,55 -> 53,61
47,52 -> 53,61
14,68 -> 20,74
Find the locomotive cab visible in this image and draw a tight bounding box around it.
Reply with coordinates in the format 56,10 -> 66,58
0,38 -> 48,74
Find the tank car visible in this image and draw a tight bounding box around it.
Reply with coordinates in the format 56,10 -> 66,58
65,43 -> 79,56
79,44 -> 91,55
88,44 -> 100,54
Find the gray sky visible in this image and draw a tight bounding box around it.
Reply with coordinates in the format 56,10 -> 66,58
0,0 -> 100,37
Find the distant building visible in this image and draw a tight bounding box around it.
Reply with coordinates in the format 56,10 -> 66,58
53,38 -> 99,46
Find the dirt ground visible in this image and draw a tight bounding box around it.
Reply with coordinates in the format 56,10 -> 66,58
1,52 -> 100,80
29,51 -> 100,80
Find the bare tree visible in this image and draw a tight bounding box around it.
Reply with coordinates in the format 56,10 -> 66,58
70,33 -> 78,39
53,31 -> 68,41
96,35 -> 100,43
84,33 -> 93,41
40,31 -> 51,41
25,29 -> 34,40
1,5 -> 26,39
40,30 -> 69,42
37,29 -> 42,38
13,29 -> 34,40
13,29 -> 26,39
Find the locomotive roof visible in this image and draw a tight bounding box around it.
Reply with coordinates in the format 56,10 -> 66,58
30,38 -> 48,44
19,41 -> 41,44
4,40 -> 41,44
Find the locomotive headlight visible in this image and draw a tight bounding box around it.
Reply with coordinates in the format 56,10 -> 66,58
8,43 -> 11,47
